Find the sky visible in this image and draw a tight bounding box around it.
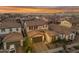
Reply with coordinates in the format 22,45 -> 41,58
0,6 -> 63,13
0,6 -> 79,13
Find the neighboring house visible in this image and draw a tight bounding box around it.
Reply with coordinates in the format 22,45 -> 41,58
57,16 -> 79,27
58,17 -> 79,34
0,21 -> 21,35
24,19 -> 48,32
28,31 -> 44,43
49,24 -> 76,41
3,32 -> 23,53
59,18 -> 72,28
0,20 -> 22,49
74,25 -> 79,34
42,30 -> 57,44
27,30 -> 57,44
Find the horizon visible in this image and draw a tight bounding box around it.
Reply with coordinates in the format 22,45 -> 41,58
0,6 -> 79,13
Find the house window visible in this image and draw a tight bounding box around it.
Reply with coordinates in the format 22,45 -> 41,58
29,26 -> 33,30
16,28 -> 18,31
34,26 -> 38,30
70,33 -> 75,40
9,28 -> 12,32
1,28 -> 5,32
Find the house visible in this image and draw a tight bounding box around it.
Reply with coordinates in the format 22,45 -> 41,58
59,17 -> 79,34
59,16 -> 79,27
42,30 -> 58,44
0,21 -> 21,35
24,19 -> 48,32
28,31 -> 44,43
49,24 -> 76,41
3,32 -> 23,53
59,17 -> 72,28
0,20 -> 22,51
59,20 -> 72,28
27,30 -> 57,44
73,25 -> 79,34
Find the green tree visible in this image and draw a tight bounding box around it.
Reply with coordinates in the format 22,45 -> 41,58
23,36 -> 32,53
18,19 -> 32,53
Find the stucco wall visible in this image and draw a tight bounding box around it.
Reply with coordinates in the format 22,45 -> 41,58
26,24 -> 48,32
0,28 -> 21,34
60,20 -> 72,28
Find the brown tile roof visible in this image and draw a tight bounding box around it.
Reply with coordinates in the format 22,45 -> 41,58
66,19 -> 79,24
56,16 -> 79,25
28,30 -> 44,38
46,31 -> 54,36
0,21 -> 21,28
59,17 -> 79,24
25,19 -> 47,26
44,30 -> 58,36
49,24 -> 75,35
73,26 -> 79,30
3,32 -> 23,42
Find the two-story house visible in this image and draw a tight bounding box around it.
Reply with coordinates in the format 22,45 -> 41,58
24,19 -> 48,32
0,20 -> 24,52
24,19 -> 49,44
59,17 -> 79,34
0,21 -> 21,35
49,24 -> 76,41
58,17 -> 72,28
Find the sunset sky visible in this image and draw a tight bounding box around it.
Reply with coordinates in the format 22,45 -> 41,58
0,6 -> 79,13
0,6 -> 64,13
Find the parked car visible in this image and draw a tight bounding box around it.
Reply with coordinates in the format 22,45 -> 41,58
8,44 -> 16,53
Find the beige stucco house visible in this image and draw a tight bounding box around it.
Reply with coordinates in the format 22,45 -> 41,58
59,20 -> 72,28
27,30 -> 56,44
24,19 -> 48,32
24,19 -> 53,44
28,31 -> 44,43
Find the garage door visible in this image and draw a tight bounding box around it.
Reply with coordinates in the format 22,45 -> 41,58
32,36 -> 42,43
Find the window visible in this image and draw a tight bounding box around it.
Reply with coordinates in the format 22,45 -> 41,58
16,28 -> 18,31
1,28 -> 5,32
9,29 -> 12,32
29,26 -> 33,30
34,26 -> 38,30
